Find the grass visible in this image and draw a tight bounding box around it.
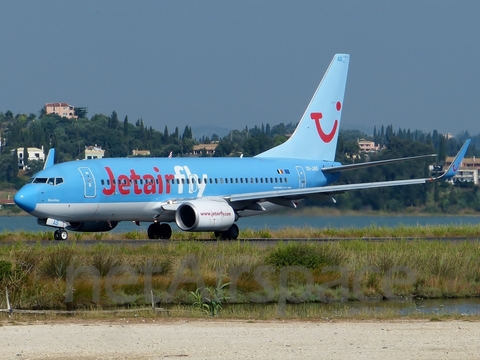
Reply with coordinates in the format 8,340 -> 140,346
1,223 -> 480,241
0,234 -> 478,312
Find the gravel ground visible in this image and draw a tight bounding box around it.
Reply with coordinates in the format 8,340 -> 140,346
1,319 -> 479,359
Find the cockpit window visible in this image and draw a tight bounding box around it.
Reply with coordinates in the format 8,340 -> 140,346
31,177 -> 64,185
33,177 -> 48,184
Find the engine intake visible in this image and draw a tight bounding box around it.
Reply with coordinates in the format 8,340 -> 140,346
175,200 -> 236,231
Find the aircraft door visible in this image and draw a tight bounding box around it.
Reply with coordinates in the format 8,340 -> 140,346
188,174 -> 198,193
78,167 -> 97,198
295,166 -> 306,188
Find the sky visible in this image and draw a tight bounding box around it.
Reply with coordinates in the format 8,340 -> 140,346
1,1 -> 480,138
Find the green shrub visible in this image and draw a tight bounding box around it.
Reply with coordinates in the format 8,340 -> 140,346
41,246 -> 77,279
0,259 -> 12,281
265,243 -> 325,270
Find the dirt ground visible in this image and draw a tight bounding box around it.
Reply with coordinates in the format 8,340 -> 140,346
1,319 -> 479,359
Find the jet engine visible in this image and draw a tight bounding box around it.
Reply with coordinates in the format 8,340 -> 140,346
67,221 -> 118,232
175,200 -> 236,231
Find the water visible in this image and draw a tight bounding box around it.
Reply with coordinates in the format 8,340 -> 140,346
1,214 -> 479,232
319,298 -> 480,316
246,298 -> 480,317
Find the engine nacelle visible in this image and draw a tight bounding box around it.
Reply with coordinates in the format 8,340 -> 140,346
67,221 -> 118,232
175,200 -> 236,231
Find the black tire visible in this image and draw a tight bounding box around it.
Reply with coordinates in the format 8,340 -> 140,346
221,224 -> 239,240
158,223 -> 172,239
59,230 -> 68,241
147,223 -> 161,239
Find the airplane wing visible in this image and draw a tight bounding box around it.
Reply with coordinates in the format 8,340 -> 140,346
322,154 -> 437,174
229,139 -> 470,207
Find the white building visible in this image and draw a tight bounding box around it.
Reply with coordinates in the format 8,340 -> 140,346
11,146 -> 45,170
85,145 -> 105,159
444,156 -> 479,184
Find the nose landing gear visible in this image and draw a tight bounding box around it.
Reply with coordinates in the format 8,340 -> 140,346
54,229 -> 68,241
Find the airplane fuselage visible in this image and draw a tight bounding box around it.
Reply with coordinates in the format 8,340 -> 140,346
18,157 -> 341,223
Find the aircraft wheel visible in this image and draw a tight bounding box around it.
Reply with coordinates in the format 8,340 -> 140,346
59,230 -> 68,241
54,229 -> 68,241
158,223 -> 172,239
147,223 -> 161,239
220,224 -> 239,240
214,231 -> 221,239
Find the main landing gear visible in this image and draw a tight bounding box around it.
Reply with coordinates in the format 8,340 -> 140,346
54,229 -> 68,241
214,224 -> 239,240
147,222 -> 173,240
146,223 -> 240,240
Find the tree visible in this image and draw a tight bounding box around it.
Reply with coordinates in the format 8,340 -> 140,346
123,116 -> 129,137
108,111 -> 119,129
74,107 -> 88,119
23,145 -> 28,170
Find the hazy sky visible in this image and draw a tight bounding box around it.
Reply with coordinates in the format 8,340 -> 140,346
2,1 -> 479,138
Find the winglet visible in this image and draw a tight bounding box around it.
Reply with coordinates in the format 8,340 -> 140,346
43,148 -> 56,169
437,139 -> 471,180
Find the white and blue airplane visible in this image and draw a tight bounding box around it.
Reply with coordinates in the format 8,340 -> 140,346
14,54 -> 470,240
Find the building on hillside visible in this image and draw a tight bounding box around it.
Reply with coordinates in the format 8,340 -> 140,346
85,145 -> 105,159
192,143 -> 218,156
11,146 -> 45,170
132,149 -> 151,156
45,102 -> 77,119
443,156 -> 479,184
357,139 -> 380,153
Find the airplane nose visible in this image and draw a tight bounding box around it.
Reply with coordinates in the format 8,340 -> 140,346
14,186 -> 36,213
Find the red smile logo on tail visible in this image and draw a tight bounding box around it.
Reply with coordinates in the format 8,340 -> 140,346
310,101 -> 342,143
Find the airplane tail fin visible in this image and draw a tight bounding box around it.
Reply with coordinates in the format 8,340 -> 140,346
255,54 -> 350,161
43,148 -> 56,169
